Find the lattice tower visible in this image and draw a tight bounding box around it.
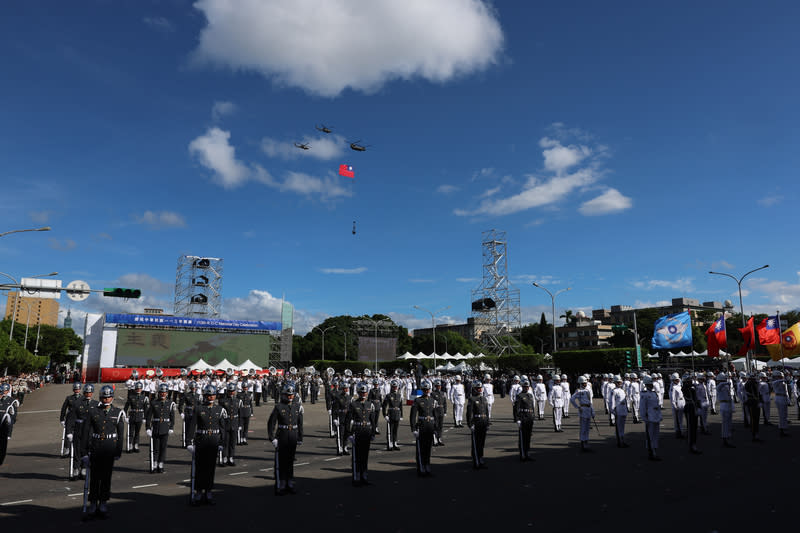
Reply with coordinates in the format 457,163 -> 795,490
470,229 -> 522,356
174,255 -> 223,318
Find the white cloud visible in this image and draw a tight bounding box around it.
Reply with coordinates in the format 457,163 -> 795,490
188,127 -> 251,188
261,134 -> 347,161
191,0 -> 504,97
29,210 -> 50,224
757,195 -> 782,207
539,137 -> 591,173
135,210 -> 186,228
631,278 -> 695,292
436,184 -> 459,194
117,273 -> 174,295
319,267 -> 367,274
456,277 -> 478,283
211,100 -> 237,122
281,171 -> 351,199
48,238 -> 77,251
578,188 -> 632,215
409,279 -> 435,283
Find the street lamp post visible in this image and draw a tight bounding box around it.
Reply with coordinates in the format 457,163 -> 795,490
0,226 -> 51,238
436,334 -> 448,355
313,325 -> 336,361
709,265 -> 769,373
23,302 -> 33,350
0,271 -> 59,342
532,336 -> 545,354
413,305 -> 450,375
532,283 -> 571,353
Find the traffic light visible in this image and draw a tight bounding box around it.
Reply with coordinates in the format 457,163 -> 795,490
103,288 -> 141,298
625,350 -> 632,369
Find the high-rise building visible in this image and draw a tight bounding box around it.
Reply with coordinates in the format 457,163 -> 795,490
63,308 -> 73,330
4,291 -> 59,327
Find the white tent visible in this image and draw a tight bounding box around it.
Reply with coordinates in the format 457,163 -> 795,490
438,352 -> 454,360
414,352 -> 428,359
187,358 -> 213,371
397,352 -> 416,360
451,352 -> 464,359
452,362 -> 467,372
767,358 -> 800,369
237,359 -> 262,371
213,358 -> 234,370
730,357 -> 767,371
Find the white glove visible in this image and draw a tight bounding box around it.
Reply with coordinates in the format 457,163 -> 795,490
168,429 -> 174,435
187,445 -> 195,454
413,430 -> 419,439
384,415 -> 389,421
146,429 -> 152,437
271,439 -> 278,448
61,421 -> 66,427
218,445 -> 223,452
470,425 -> 475,431
66,433 -> 73,441
516,420 -> 521,427
180,413 -> 185,420
327,410 -> 332,415
399,417 -> 403,421
334,419 -> 339,426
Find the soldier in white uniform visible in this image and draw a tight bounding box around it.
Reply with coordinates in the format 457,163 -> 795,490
449,375 -> 465,427
533,375 -> 547,420
508,376 -> 522,405
611,376 -> 629,447
654,373 -> 665,409
601,375 -> 610,414
560,375 -> 571,418
669,373 -> 685,438
706,371 -> 718,415
696,374 -> 710,434
772,371 -> 790,437
640,376 -> 662,460
482,375 -> 495,419
737,371 -> 750,426
716,372 -> 735,447
758,372 -> 772,424
604,376 -> 616,426
569,376 -> 595,452
548,374 -> 565,432
628,374 -> 641,423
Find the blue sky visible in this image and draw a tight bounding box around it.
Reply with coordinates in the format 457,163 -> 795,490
2,1 -> 798,336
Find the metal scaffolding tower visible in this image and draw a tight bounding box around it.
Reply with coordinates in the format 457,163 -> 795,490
174,255 -> 223,318
470,229 -> 522,356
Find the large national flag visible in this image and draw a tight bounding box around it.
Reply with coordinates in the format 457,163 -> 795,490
756,315 -> 781,345
338,164 -> 354,178
737,316 -> 755,356
766,321 -> 800,360
652,311 -> 693,350
705,316 -> 727,358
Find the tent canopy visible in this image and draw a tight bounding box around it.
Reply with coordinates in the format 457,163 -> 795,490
213,358 -> 234,370
187,358 -> 213,370
237,359 -> 262,371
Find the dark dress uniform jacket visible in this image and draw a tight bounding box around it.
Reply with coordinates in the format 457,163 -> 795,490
381,392 -> 404,421
192,402 -> 226,490
146,399 -> 175,436
124,393 -> 149,423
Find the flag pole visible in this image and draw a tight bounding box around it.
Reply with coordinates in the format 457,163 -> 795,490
688,309 -> 695,374
777,310 -> 785,370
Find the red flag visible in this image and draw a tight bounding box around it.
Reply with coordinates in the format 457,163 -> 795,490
737,316 -> 754,356
756,315 -> 780,345
705,316 -> 727,358
338,164 -> 354,178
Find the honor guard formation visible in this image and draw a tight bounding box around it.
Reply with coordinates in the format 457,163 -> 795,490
2,365 -> 799,520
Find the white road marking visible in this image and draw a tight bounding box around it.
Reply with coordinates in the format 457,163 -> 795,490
182,479 -> 191,483
1,499 -> 33,506
132,484 -> 158,489
228,471 -> 248,476
68,493 -> 83,497
295,462 -> 309,466
16,409 -> 59,414
259,468 -> 273,471
324,457 -> 340,461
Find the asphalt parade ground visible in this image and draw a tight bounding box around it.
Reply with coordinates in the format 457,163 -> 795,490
0,384 -> 796,531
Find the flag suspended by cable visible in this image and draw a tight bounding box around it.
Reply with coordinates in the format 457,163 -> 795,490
652,311 -> 692,350
705,316 -> 727,358
339,164 -> 354,178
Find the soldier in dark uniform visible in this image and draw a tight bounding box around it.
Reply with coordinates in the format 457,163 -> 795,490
332,382 -> 351,455
513,378 -> 536,461
466,380 -> 490,469
123,381 -> 148,453
367,379 -> 382,436
744,372 -> 763,442
310,373 -> 319,404
145,383 -> 175,473
82,385 -> 125,518
431,379 -> 447,446
60,382 -> 83,457
410,379 -> 437,476
682,374 -> 702,454
66,384 -> 97,480
267,384 -> 304,495
237,382 -> 254,445
325,380 -> 338,438
381,379 -> 403,451
218,383 -> 240,466
0,383 -> 17,466
189,385 -> 226,505
179,380 -> 199,448
345,382 -> 375,486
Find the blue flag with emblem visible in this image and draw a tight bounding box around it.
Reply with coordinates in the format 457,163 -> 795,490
651,311 -> 693,349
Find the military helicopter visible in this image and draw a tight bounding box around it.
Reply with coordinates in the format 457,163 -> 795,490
349,140 -> 369,152
294,142 -> 310,150
315,124 -> 333,134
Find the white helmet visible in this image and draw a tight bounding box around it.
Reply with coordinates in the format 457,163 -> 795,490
577,376 -> 586,384
758,372 -> 767,379
561,374 -> 568,380
554,375 -> 561,381
643,376 -> 653,386
671,373 -> 680,380
613,375 -> 622,382
716,372 -> 727,381
706,371 -> 714,378
774,371 -> 784,378
537,375 -> 543,381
